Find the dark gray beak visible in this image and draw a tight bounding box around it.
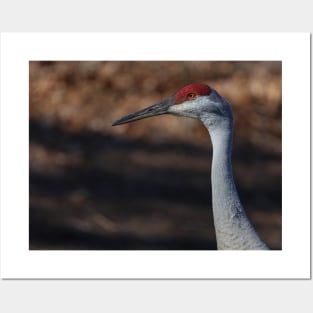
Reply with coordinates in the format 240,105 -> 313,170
112,97 -> 173,126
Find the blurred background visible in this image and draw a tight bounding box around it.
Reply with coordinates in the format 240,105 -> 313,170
29,61 -> 282,250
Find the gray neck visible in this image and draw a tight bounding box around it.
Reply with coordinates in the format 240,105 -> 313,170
202,117 -> 268,250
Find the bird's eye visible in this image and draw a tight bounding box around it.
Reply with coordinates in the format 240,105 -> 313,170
187,92 -> 196,100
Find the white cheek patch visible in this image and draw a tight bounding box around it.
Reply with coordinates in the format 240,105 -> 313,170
168,96 -> 211,116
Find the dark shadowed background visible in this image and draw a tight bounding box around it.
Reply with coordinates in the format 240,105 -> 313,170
29,61 -> 282,250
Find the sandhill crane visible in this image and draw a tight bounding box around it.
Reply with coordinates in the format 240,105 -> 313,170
112,84 -> 269,250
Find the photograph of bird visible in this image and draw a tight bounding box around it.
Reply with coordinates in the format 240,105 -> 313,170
113,84 -> 269,250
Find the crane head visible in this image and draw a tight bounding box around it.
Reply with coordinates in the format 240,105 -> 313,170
112,83 -> 233,126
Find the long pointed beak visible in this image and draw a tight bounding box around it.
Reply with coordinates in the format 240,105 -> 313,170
112,97 -> 173,126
